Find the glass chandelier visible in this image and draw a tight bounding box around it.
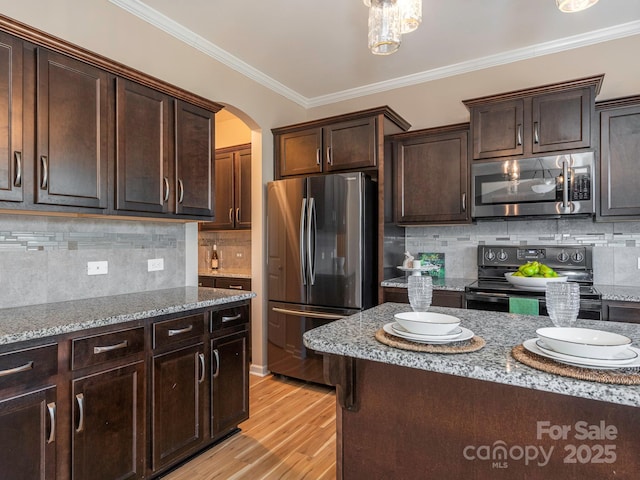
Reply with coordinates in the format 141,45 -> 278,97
364,0 -> 422,55
556,0 -> 599,13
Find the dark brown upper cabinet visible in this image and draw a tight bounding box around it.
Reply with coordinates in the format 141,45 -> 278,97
464,75 -> 602,160
0,31 -> 23,203
36,48 -> 109,209
390,124 -> 470,225
597,96 -> 640,219
202,144 -> 251,230
272,106 -> 410,179
174,100 -> 215,217
116,78 -> 171,214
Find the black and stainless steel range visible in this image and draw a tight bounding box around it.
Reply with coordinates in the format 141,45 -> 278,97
465,245 -> 602,320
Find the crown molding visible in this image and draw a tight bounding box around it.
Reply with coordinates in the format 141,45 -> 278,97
110,0 -> 640,110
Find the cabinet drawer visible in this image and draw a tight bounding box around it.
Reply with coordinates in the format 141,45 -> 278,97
0,344 -> 57,391
153,314 -> 205,349
198,276 -> 215,288
72,327 -> 144,370
211,304 -> 249,332
215,277 -> 251,291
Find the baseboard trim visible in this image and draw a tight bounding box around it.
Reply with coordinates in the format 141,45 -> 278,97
249,364 -> 269,377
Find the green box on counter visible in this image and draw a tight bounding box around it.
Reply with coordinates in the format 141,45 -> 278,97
418,252 -> 445,279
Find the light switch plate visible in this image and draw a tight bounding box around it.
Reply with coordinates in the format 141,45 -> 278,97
88,261 -> 108,275
148,258 -> 164,272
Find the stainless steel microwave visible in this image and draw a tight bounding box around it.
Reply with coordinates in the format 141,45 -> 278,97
471,152 -> 595,219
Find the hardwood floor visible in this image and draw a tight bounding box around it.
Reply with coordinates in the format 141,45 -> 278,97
162,374 -> 337,480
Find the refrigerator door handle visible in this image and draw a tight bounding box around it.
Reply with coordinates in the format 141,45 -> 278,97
308,196 -> 317,285
271,306 -> 347,320
300,198 -> 307,285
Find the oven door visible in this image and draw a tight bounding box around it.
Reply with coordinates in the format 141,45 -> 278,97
471,152 -> 594,218
465,291 -> 602,320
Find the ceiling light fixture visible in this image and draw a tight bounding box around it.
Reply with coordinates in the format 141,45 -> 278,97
556,0 -> 599,13
364,0 -> 422,55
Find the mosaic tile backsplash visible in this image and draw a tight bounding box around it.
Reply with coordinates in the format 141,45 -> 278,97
402,218 -> 640,286
0,215 -> 187,309
198,230 -> 251,271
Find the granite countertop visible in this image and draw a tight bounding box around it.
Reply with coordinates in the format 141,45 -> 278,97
381,276 -> 473,291
303,302 -> 640,407
198,269 -> 252,279
382,276 -> 640,303
0,287 -> 256,346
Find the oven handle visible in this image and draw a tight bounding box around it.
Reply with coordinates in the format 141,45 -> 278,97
465,292 -> 509,302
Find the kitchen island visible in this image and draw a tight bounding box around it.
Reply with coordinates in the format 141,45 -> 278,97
303,303 -> 640,479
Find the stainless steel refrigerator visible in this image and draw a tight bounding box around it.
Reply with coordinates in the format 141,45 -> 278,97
267,172 -> 376,384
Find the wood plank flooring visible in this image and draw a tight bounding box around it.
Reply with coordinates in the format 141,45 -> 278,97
162,374 -> 337,480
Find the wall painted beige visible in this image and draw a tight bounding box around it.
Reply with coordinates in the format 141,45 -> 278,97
216,112 -> 252,149
2,0 -> 640,375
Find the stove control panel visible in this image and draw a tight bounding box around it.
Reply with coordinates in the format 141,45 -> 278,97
478,245 -> 592,269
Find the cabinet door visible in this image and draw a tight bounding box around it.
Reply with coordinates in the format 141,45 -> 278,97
324,117 -> 376,171
532,88 -> 591,154
36,49 -> 109,209
603,301 -> 640,324
152,343 -> 205,472
600,104 -> 640,217
395,129 -> 469,224
115,78 -> 171,213
277,127 -> 323,177
72,362 -> 145,480
175,101 -> 215,217
0,387 -> 56,480
211,330 -> 249,439
208,150 -> 234,229
0,31 -> 23,203
471,99 -> 524,159
235,147 -> 252,229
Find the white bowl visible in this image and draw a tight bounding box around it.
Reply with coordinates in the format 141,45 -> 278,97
536,327 -> 632,359
505,272 -> 568,291
394,311 -> 461,336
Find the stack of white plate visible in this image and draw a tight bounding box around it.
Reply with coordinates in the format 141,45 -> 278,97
383,312 -> 473,344
523,327 -> 640,370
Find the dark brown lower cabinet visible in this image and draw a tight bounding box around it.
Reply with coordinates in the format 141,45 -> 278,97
602,300 -> 640,324
72,362 -> 145,480
0,386 -> 56,480
382,286 -> 465,308
151,343 -> 205,473
211,329 -> 249,440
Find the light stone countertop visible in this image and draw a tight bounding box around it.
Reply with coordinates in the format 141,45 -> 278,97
382,276 -> 640,303
303,302 -> 640,407
0,287 -> 255,346
198,269 -> 252,279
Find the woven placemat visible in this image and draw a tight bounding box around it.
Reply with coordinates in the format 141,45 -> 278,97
375,328 -> 485,353
511,344 -> 640,385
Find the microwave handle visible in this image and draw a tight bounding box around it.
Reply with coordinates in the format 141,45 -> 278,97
562,159 -> 570,211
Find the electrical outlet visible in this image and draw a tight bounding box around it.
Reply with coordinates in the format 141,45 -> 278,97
87,261 -> 108,275
148,258 -> 164,272
236,252 -> 243,258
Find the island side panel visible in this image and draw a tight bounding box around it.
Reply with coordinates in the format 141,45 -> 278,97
337,358 -> 639,480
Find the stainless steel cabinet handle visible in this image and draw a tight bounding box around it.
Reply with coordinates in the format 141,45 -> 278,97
14,151 -> 22,187
222,313 -> 242,322
227,286 -> 243,290
93,340 -> 128,354
178,179 -> 184,203
75,393 -> 85,433
0,360 -> 33,377
168,325 -> 193,336
236,207 -> 240,223
462,193 -> 467,212
228,207 -> 234,224
198,353 -> 205,383
516,124 -> 522,146
46,402 -> 56,444
212,349 -> 220,378
315,148 -> 320,166
163,177 -> 170,203
534,122 -> 540,144
326,146 -> 332,165
40,156 -> 48,189
271,306 -> 346,320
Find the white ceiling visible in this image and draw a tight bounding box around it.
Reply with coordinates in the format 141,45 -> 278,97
110,0 -> 640,108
